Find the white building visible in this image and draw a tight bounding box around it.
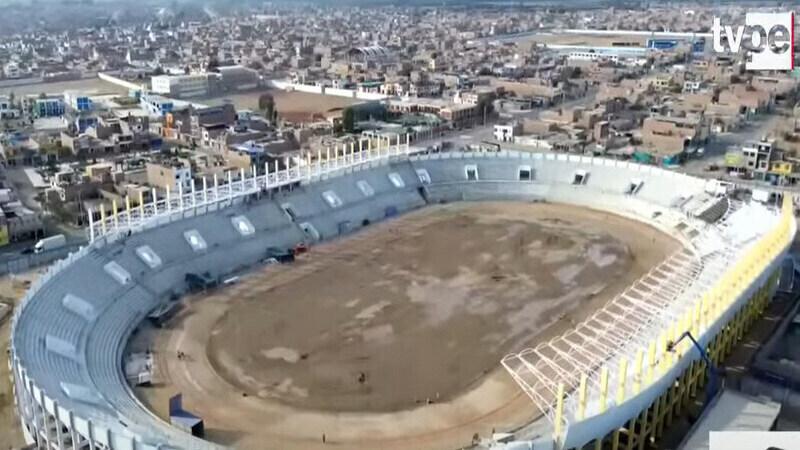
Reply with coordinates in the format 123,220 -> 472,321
151,74 -> 211,98
0,95 -> 20,119
683,80 -> 703,93
567,52 -> 619,63
494,123 -> 521,143
3,61 -> 20,79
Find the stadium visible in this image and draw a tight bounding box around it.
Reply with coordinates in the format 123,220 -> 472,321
7,137 -> 796,450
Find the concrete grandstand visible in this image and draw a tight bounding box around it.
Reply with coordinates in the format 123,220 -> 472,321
7,135 -> 795,450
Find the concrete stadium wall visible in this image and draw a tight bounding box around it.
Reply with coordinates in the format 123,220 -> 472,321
8,151 -> 791,450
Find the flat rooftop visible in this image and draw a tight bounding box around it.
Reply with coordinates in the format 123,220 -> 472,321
678,390 -> 780,450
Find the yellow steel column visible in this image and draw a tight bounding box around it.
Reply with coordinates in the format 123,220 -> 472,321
633,349 -> 643,395
595,367 -> 608,450
599,366 -> 609,413
554,383 -> 565,445
578,373 -> 588,420
613,359 -> 629,450
617,359 -> 628,405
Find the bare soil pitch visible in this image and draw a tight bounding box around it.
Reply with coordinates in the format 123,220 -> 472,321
132,201 -> 677,450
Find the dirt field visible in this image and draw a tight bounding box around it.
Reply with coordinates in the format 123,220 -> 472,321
132,202 -> 677,450
0,272 -> 40,449
201,90 -> 362,117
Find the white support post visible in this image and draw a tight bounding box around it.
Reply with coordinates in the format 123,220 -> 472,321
227,171 -> 233,200
350,142 -> 355,164
317,149 -> 322,176
178,183 -> 184,210
202,177 -> 208,204
152,188 -> 158,215
265,162 -> 270,187
406,132 -> 411,151
166,185 -> 171,212
125,196 -> 131,226
213,173 -> 219,201
306,153 -> 312,179
252,164 -> 257,181
239,168 -> 246,192
191,179 -> 196,207
139,191 -> 145,220
274,160 -> 279,179
326,147 -> 331,172
88,208 -> 95,242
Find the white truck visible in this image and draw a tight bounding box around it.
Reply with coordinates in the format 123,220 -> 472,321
34,234 -> 66,253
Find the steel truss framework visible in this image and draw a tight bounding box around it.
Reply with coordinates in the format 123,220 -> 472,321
501,200 -> 780,433
87,135 -> 416,243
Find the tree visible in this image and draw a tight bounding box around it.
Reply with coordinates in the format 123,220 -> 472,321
258,93 -> 275,121
342,107 -> 356,133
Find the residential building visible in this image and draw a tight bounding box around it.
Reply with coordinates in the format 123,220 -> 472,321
494,122 -> 521,142
64,91 -> 92,112
640,115 -> 708,163
146,159 -> 193,192
151,73 -> 211,98
35,96 -> 66,118
140,93 -> 174,117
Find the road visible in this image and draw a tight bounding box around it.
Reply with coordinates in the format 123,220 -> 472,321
0,167 -> 86,266
681,113 -> 784,176
420,87 -> 600,150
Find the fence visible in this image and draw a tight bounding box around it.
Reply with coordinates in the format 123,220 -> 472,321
266,80 -> 390,101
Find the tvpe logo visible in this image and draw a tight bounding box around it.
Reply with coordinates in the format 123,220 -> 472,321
712,12 -> 794,71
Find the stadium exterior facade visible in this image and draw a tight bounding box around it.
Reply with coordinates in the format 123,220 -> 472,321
8,135 -> 795,450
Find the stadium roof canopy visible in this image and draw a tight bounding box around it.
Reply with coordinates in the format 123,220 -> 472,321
348,45 -> 393,60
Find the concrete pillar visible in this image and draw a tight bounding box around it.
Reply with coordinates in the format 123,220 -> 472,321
112,199 -> 118,231
88,208 -> 95,242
